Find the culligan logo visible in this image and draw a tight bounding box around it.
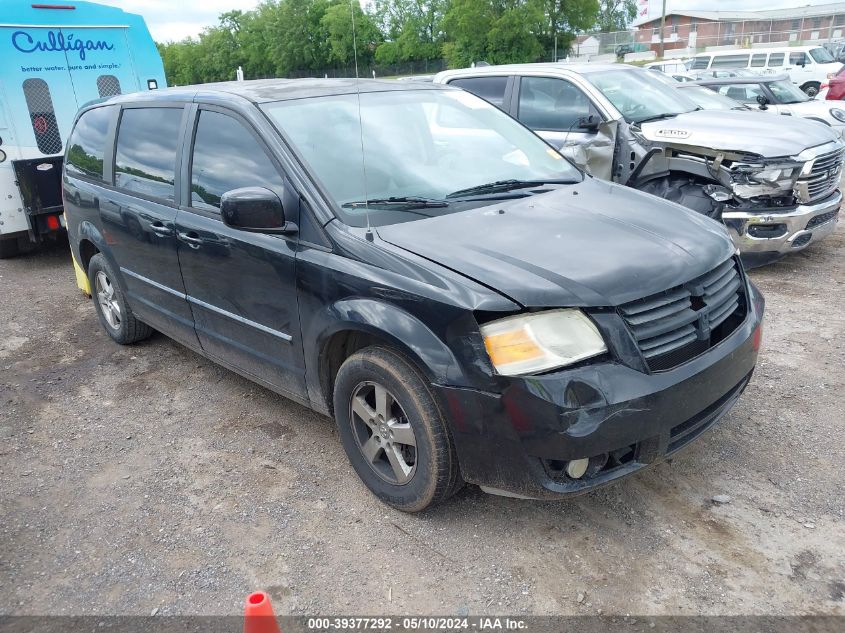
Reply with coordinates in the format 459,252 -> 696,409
12,30 -> 114,61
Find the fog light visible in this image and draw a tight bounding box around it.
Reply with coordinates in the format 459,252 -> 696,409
565,458 -> 589,479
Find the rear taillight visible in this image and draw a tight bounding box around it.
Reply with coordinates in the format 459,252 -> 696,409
46,215 -> 60,230
752,322 -> 763,352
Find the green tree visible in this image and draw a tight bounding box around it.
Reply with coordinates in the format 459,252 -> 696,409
154,0 -> 605,81
441,0 -> 494,67
595,0 -> 636,32
322,3 -> 383,66
487,4 -> 544,65
373,0 -> 449,61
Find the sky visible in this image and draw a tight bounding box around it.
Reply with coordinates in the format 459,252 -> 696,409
94,0 -> 839,42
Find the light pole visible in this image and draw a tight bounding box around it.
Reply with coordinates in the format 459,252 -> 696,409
659,0 -> 667,58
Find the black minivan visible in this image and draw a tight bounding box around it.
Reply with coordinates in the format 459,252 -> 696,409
64,79 -> 764,511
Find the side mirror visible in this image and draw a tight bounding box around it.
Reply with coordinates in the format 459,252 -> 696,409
756,94 -> 769,110
220,186 -> 296,234
577,114 -> 601,132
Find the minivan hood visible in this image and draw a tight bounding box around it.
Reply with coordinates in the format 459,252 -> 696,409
376,179 -> 735,308
639,109 -> 839,157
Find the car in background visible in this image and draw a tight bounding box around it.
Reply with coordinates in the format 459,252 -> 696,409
435,63 -> 844,266
63,78 -> 765,510
675,83 -> 752,111
396,74 -> 435,82
644,60 -> 690,74
685,68 -> 758,81
644,69 -> 695,85
0,0 -> 165,259
694,75 -> 845,137
690,46 -> 842,97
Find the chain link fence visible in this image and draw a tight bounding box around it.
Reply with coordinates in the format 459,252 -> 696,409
574,15 -> 845,60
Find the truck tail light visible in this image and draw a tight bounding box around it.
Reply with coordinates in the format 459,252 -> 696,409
46,215 -> 60,230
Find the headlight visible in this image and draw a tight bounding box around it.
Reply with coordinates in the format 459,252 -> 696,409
480,309 -> 607,376
752,166 -> 799,182
830,108 -> 845,123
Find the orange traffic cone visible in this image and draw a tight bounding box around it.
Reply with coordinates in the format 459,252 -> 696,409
244,591 -> 281,633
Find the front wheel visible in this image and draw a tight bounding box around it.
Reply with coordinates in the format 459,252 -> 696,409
637,176 -> 721,219
802,82 -> 821,98
332,346 -> 461,512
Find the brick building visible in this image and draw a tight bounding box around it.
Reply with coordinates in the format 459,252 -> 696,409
634,3 -> 845,52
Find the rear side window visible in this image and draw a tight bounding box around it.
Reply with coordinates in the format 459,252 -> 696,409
518,76 -> 595,132
789,52 -> 809,66
448,76 -> 508,107
717,83 -> 765,104
66,107 -> 112,181
114,108 -> 183,201
190,110 -> 285,210
711,54 -> 750,69
750,54 -> 768,67
691,56 -> 711,69
768,53 -> 785,66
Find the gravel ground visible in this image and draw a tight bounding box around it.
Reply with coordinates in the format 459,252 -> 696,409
1,221 -> 844,617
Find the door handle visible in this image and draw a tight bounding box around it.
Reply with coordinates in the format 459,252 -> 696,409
177,231 -> 203,248
150,222 -> 174,237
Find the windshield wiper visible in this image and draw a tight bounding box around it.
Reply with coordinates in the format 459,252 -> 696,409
446,179 -> 576,199
633,112 -> 683,125
341,196 -> 449,209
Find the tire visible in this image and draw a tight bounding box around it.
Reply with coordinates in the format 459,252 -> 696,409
0,235 -> 36,259
87,253 -> 153,344
802,82 -> 820,98
332,346 -> 461,512
0,237 -> 20,259
637,175 -> 721,219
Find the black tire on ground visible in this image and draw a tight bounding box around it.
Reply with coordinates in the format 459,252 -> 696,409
332,346 -> 462,512
637,175 -> 721,219
87,253 -> 153,345
0,237 -> 19,259
0,235 -> 36,259
802,82 -> 821,98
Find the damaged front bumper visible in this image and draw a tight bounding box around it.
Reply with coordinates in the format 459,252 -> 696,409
722,189 -> 841,256
435,283 -> 764,500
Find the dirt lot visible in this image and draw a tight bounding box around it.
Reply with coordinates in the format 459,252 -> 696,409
1,223 -> 844,617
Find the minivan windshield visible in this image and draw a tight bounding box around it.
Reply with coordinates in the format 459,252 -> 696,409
262,89 -> 581,226
588,69 -> 699,123
810,47 -> 835,63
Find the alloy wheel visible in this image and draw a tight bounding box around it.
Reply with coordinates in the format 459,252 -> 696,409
349,381 -> 417,485
95,271 -> 122,330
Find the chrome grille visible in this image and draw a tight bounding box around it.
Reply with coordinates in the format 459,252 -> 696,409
802,148 -> 845,202
619,258 -> 745,371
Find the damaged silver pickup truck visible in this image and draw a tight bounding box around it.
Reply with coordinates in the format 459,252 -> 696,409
435,64 -> 844,266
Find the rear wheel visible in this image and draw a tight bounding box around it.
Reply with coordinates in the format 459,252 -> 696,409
87,253 -> 153,344
0,235 -> 36,259
332,346 -> 461,512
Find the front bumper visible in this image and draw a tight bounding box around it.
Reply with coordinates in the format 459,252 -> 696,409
722,190 -> 841,256
435,283 -> 764,500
